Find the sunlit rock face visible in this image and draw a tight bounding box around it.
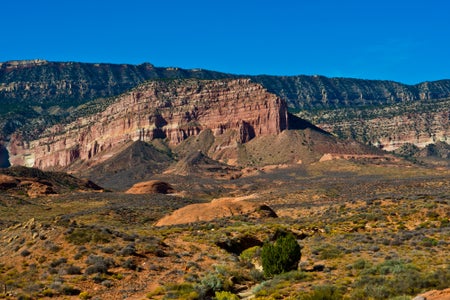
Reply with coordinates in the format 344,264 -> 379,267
8,79 -> 288,169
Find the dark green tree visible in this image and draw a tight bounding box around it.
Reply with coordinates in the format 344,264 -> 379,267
261,232 -> 301,277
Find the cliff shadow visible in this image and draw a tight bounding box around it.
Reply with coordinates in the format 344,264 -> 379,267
287,113 -> 331,135
0,145 -> 10,168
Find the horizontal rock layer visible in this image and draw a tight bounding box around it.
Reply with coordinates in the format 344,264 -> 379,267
2,60 -> 449,156
8,79 -> 288,169
301,98 -> 449,151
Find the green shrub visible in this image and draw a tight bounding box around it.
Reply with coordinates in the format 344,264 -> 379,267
65,228 -> 111,245
196,272 -> 232,298
352,259 -> 435,299
261,232 -> 301,277
215,291 -> 239,300
298,285 -> 343,300
42,288 -> 54,297
239,246 -> 260,263
79,291 -> 92,299
313,244 -> 343,259
351,259 -> 371,270
62,285 -> 81,295
164,283 -> 198,299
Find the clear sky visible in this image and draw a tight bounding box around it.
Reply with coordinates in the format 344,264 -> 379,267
2,0 -> 450,84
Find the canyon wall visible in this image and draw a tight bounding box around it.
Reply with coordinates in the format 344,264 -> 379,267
8,79 -> 287,169
2,60 -> 450,155
300,98 -> 449,151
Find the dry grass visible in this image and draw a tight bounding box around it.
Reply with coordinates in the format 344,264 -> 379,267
0,161 -> 448,299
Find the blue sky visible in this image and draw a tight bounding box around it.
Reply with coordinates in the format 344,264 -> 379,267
2,0 -> 450,84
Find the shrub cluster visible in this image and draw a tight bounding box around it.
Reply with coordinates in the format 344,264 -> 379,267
261,232 -> 301,277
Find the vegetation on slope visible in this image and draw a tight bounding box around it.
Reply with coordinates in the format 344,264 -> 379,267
0,161 -> 448,299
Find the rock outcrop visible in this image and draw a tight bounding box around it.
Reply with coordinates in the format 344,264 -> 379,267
155,194 -> 277,226
0,174 -> 19,190
125,180 -> 174,194
0,166 -> 103,197
8,79 -> 288,170
413,288 -> 450,300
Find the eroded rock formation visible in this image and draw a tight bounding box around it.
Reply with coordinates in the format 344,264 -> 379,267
125,180 -> 174,194
155,194 -> 277,226
8,79 -> 288,170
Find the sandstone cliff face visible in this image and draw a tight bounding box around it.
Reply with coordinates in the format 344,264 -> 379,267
2,60 -> 450,156
8,79 -> 287,169
0,60 -> 234,142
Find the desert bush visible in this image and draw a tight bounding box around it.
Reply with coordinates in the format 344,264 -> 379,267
249,269 -> 265,281
85,255 -> 115,275
121,258 -> 137,270
50,257 -> 67,268
215,291 -> 239,300
85,264 -> 108,275
23,282 -> 43,294
44,241 -> 61,252
298,285 -> 343,300
85,254 -> 114,267
363,259 -> 417,276
79,291 -> 92,299
440,218 -> 449,227
146,286 -> 165,298
351,259 -> 371,270
421,237 -> 438,247
65,227 -> 112,245
61,285 -> 81,295
185,261 -> 201,271
195,271 -> 233,299
164,283 -> 198,299
41,288 -> 55,297
102,280 -> 113,288
312,244 -> 343,259
261,232 -> 301,277
276,270 -> 308,282
239,245 -> 260,263
423,266 -> 450,290
252,270 -> 308,298
352,259 -> 435,299
74,246 -> 89,260
66,265 -> 82,275
119,244 -> 137,256
92,273 -> 109,284
100,246 -> 115,254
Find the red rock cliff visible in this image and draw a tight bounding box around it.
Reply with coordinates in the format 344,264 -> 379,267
8,79 -> 288,169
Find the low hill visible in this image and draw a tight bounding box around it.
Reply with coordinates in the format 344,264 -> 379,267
394,141 -> 450,167
78,141 -> 174,191
0,166 -> 102,198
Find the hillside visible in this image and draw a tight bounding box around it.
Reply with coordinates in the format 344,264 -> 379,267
0,166 -> 102,199
0,60 -> 234,141
0,60 -> 449,300
0,162 -> 448,299
297,97 -> 449,150
5,75 -> 395,191
1,60 -> 450,156
2,60 -> 450,114
7,78 -> 288,173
